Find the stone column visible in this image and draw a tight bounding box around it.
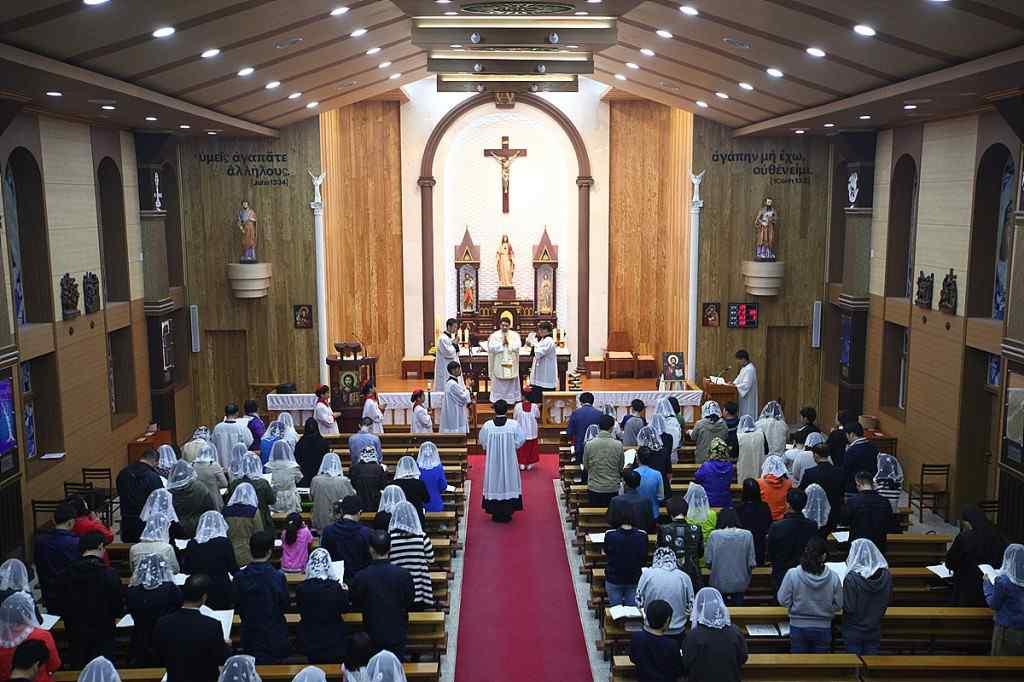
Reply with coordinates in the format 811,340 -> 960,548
577,176 -> 593,365
419,176 -> 437,354
688,172 -> 704,381
312,197 -> 328,386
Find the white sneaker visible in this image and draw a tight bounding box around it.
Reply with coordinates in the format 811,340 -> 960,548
527,464 -> 535,471
520,464 -> 526,471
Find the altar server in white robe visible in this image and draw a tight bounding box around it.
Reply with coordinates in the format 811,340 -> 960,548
410,389 -> 434,434
487,311 -> 523,403
211,403 -> 254,469
733,349 -> 759,420
440,361 -> 472,434
433,318 -> 460,386
527,320 -> 558,393
480,399 -> 526,522
313,384 -> 340,436
361,387 -> 384,434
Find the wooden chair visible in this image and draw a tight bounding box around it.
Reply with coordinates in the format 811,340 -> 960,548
604,331 -> 636,378
82,467 -> 117,526
910,463 -> 951,522
30,499 -> 61,533
978,499 -> 999,523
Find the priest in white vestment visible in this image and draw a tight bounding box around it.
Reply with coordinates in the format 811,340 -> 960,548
211,403 -> 254,469
361,389 -> 384,434
480,399 -> 526,522
733,349 -> 759,420
527,320 -> 558,393
410,389 -> 434,434
487,312 -> 523,403
440,362 -> 472,434
433,318 -> 460,386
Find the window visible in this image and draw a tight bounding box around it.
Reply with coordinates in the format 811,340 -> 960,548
880,322 -> 909,415
96,158 -> 130,303
107,327 -> 136,419
3,149 -> 53,324
897,329 -> 909,410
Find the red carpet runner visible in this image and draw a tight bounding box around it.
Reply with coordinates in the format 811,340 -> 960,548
455,453 -> 592,681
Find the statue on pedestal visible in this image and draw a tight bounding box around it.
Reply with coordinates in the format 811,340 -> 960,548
83,272 -> 100,314
308,169 -> 325,205
753,197 -> 778,261
939,269 -> 958,315
60,274 -> 80,320
915,271 -> 934,309
496,234 -> 515,288
237,200 -> 258,263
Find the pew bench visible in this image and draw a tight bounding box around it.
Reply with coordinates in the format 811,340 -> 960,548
611,653 -> 861,681
326,433 -> 467,448
860,656 -> 1024,681
56,662 -> 440,681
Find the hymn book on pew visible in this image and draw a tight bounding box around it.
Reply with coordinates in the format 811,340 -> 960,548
607,605 -> 642,621
927,563 -> 953,579
745,624 -> 779,637
587,532 -> 606,544
978,564 -> 1001,583
332,560 -> 345,583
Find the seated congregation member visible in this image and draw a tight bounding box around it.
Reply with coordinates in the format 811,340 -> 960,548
296,548 -> 350,663
388,501 -> 436,610
737,479 -> 773,566
513,388 -> 541,471
984,543 -> 1024,655
566,392 -> 603,462
280,513 -> 314,573
621,399 -> 646,447
350,531 -> 416,659
633,448 -> 666,522
349,417 -> 383,465
156,444 -> 178,479
183,511 -> 239,610
351,446 -> 388,511
947,504 -> 1008,606
803,484 -> 832,536
266,440 -> 303,515
375,485 -> 407,531
416,442 -> 448,513
32,502 -> 80,608
235,531 -> 289,663
227,453 -> 277,530
392,456 -> 429,519
735,416 -> 769,483
223,483 -> 264,567
786,432 -> 827,488
826,410 -> 850,469
705,509 -> 756,605
682,588 -> 748,682
0,594 -> 61,682
842,422 -> 878,494
778,536 -> 843,653
684,483 -> 718,547
68,496 -> 114,546
755,401 -> 789,455
605,504 -> 649,607
218,655 -> 261,682
126,554 -> 183,665
365,650 -> 408,682
583,414 -> 625,507
310,452 -> 356,530
609,469 -> 655,532
193,443 -> 228,511
115,448 -> 163,543
296,417 -> 331,486
799,444 -> 845,530
791,406 -> 821,446
638,424 -> 672,495
154,575 -> 231,682
843,538 -> 892,655
722,401 -> 740,459
758,454 -> 793,520
410,389 -> 433,434
694,438 -> 734,508
689,401 -> 728,464
129,514 -> 179,574
844,471 -> 895,555
766,489 -> 818,595
658,496 -> 703,590
212,402 -> 254,469
319,497 -> 371,581
636,548 -> 694,643
628,599 -> 683,682
167,460 -> 219,537
655,397 -> 682,452
56,533 -> 123,667
244,400 -> 267,446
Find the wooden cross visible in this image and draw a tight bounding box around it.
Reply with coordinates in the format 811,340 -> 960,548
484,135 -> 527,213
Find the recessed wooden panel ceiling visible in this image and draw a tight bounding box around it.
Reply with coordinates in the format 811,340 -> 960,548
0,0 -> 1021,137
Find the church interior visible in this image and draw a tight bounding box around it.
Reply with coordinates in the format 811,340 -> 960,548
0,0 -> 1023,680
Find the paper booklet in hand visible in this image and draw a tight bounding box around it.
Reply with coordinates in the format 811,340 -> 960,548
978,563 -> 1001,584
332,560 -> 346,583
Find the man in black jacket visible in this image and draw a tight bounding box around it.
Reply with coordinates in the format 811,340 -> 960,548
844,471 -> 895,554
154,575 -> 231,682
350,531 -> 416,659
607,468 -> 655,532
826,410 -> 851,470
234,531 -> 289,663
842,422 -> 878,494
55,532 -> 124,667
116,448 -> 164,542
320,496 -> 373,580
799,445 -> 845,532
765,489 -> 819,596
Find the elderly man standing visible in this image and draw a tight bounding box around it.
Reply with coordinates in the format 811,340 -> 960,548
584,415 -> 625,507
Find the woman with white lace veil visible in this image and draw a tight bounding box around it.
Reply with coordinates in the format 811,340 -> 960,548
374,485 -> 407,531
290,667 -> 327,682
984,543 -> 1024,655
223,482 -> 263,566
181,426 -> 211,463
126,554 -> 180,665
389,501 -> 435,609
365,650 -> 407,682
309,453 -> 355,531
683,587 -> 747,680
140,488 -> 178,524
689,400 -> 728,464
842,538 -> 892,655
194,442 -> 227,511
218,655 -> 261,682
167,459 -> 218,537
156,444 -> 177,479
802,483 -> 831,530
182,511 -> 237,610
77,656 -> 121,682
129,513 -> 179,574
225,452 -> 275,531
295,548 -> 348,663
260,419 -> 286,465
0,591 -> 61,679
267,440 -> 303,514
416,442 -> 449,514
655,397 -> 682,452
278,411 -> 301,445
228,442 -> 250,481
756,401 -> 789,455
0,559 -> 32,605
684,482 -> 717,543
636,547 -> 694,638
735,415 -> 768,482
392,455 -> 429,521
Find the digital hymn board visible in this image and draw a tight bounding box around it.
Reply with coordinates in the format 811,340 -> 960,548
727,303 -> 759,329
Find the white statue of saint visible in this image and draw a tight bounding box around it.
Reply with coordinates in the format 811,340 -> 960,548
691,170 -> 705,205
308,169 -> 326,205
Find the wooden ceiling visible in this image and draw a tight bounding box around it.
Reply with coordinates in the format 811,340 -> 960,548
0,0 -> 1021,137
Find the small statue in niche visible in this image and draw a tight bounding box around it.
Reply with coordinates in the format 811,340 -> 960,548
237,200 -> 258,263
847,171 -> 860,208
83,272 -> 100,314
915,271 -> 934,309
939,268 -> 958,315
60,273 -> 80,320
753,197 -> 778,261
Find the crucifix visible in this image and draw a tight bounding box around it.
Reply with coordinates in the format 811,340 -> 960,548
153,170 -> 163,212
484,135 -> 527,213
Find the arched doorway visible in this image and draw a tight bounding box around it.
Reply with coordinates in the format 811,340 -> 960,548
96,157 -> 130,302
885,154 -> 918,299
3,148 -> 52,324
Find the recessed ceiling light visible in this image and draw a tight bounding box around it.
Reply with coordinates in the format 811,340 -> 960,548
152,26 -> 175,38
379,61 -> 392,69
389,73 -> 402,80
179,124 -> 190,129
145,116 -> 158,121
614,73 -> 627,81
656,29 -> 673,39
83,0 -> 110,5
696,100 -> 708,108
367,47 -> 381,55
766,67 -> 784,78
903,104 -> 917,110
201,48 -> 220,58
640,48 -> 655,57
330,6 -> 349,15
823,123 -> 835,128
237,67 -> 254,77
437,0 -> 451,3
101,105 -> 115,110
444,11 -> 457,15
715,91 -> 729,99
854,24 -> 876,37
350,28 -> 367,37
449,44 -> 462,48
265,81 -> 281,89
45,91 -> 62,97
795,129 -> 806,134
575,11 -> 588,15
738,82 -> 753,91
680,5 -> 698,16
207,131 -> 218,135
625,62 -> 639,69
588,0 -> 603,3
722,37 -> 751,49
858,114 -> 871,120
306,101 -> 319,109
806,46 -> 826,58
288,92 -> 302,100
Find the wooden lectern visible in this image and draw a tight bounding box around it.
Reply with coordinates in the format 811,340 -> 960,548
702,378 -> 738,407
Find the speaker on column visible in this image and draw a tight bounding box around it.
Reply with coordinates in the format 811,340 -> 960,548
190,304 -> 200,352
811,300 -> 822,348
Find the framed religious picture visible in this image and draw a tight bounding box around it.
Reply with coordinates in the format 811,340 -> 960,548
459,265 -> 477,313
661,352 -> 685,381
727,302 -> 759,329
293,304 -> 313,329
702,303 -> 720,327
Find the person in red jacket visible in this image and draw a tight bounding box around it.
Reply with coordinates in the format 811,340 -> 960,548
68,496 -> 113,565
0,593 -> 62,682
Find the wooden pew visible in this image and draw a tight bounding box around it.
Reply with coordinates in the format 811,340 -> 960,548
828,533 -> 951,567
860,656 -> 1024,681
611,653 -> 862,681
270,511 -> 459,546
56,662 -> 440,682
326,433 -> 467,448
